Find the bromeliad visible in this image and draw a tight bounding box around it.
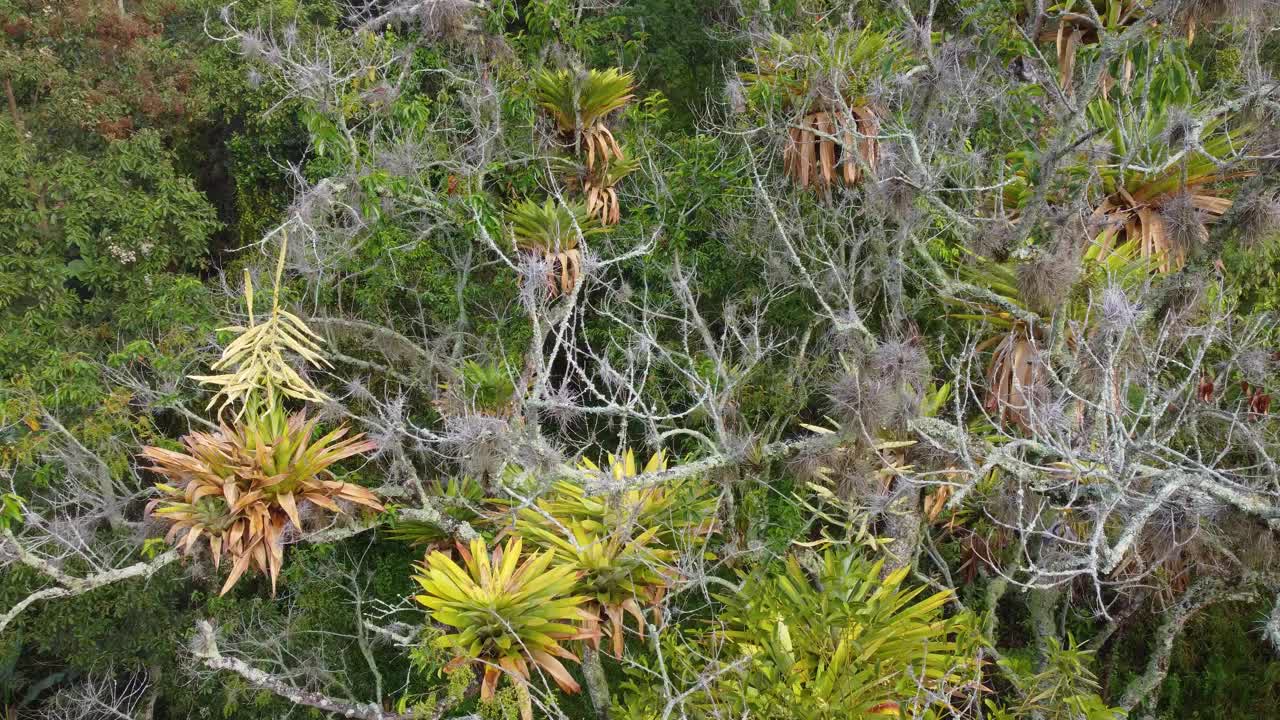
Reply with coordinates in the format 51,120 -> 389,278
534,68 -> 635,174
412,537 -> 591,718
740,28 -> 901,192
142,404 -> 381,595
507,197 -> 604,296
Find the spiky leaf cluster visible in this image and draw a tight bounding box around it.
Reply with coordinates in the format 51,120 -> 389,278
534,68 -> 636,225
711,550 -> 982,719
533,68 -> 635,148
507,198 -> 603,295
190,236 -> 332,415
412,537 -> 589,706
143,405 -> 381,595
512,450 -> 715,656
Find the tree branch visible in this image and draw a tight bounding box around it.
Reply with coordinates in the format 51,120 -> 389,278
192,620 -> 418,720
1118,576 -> 1263,710
1,528 -> 179,634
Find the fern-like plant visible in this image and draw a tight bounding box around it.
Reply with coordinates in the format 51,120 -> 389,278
461,360 -> 516,411
435,360 -> 519,416
615,548 -> 982,719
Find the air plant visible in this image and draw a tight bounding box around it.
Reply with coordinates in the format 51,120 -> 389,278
944,255 -> 1051,432
143,403 -> 382,595
782,105 -> 881,190
385,477 -> 484,548
1068,41 -> 1254,273
145,234 -> 382,594
534,68 -> 635,173
507,197 -> 604,296
1040,0 -> 1147,95
983,322 -> 1045,430
503,450 -> 715,655
1042,0 -> 1225,97
950,241 -> 1152,432
534,451 -> 715,655
571,450 -> 718,544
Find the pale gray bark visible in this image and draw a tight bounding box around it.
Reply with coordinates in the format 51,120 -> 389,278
1,528 -> 179,635
1118,577 -> 1262,711
193,620 -> 418,720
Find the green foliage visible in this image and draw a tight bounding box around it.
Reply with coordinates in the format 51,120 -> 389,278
386,477 -> 486,547
459,361 -> 518,414
0,557 -> 190,680
588,0 -> 739,126
1155,603 -> 1280,718
619,549 -> 983,719
0,124 -> 218,398
3,0 -> 1279,717
507,197 -> 604,253
0,0 -> 214,144
0,493 -> 23,530
987,636 -> 1127,719
411,537 -> 589,700
533,68 -> 636,135
399,631 -> 476,716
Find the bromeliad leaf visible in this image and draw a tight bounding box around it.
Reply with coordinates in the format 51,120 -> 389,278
507,197 -> 604,296
534,67 -> 635,174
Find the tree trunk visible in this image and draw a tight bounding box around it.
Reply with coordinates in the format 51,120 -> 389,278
581,645 -> 611,720
880,483 -> 922,576
5,77 -> 24,136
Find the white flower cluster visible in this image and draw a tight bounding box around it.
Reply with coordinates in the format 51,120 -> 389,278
106,239 -> 154,265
